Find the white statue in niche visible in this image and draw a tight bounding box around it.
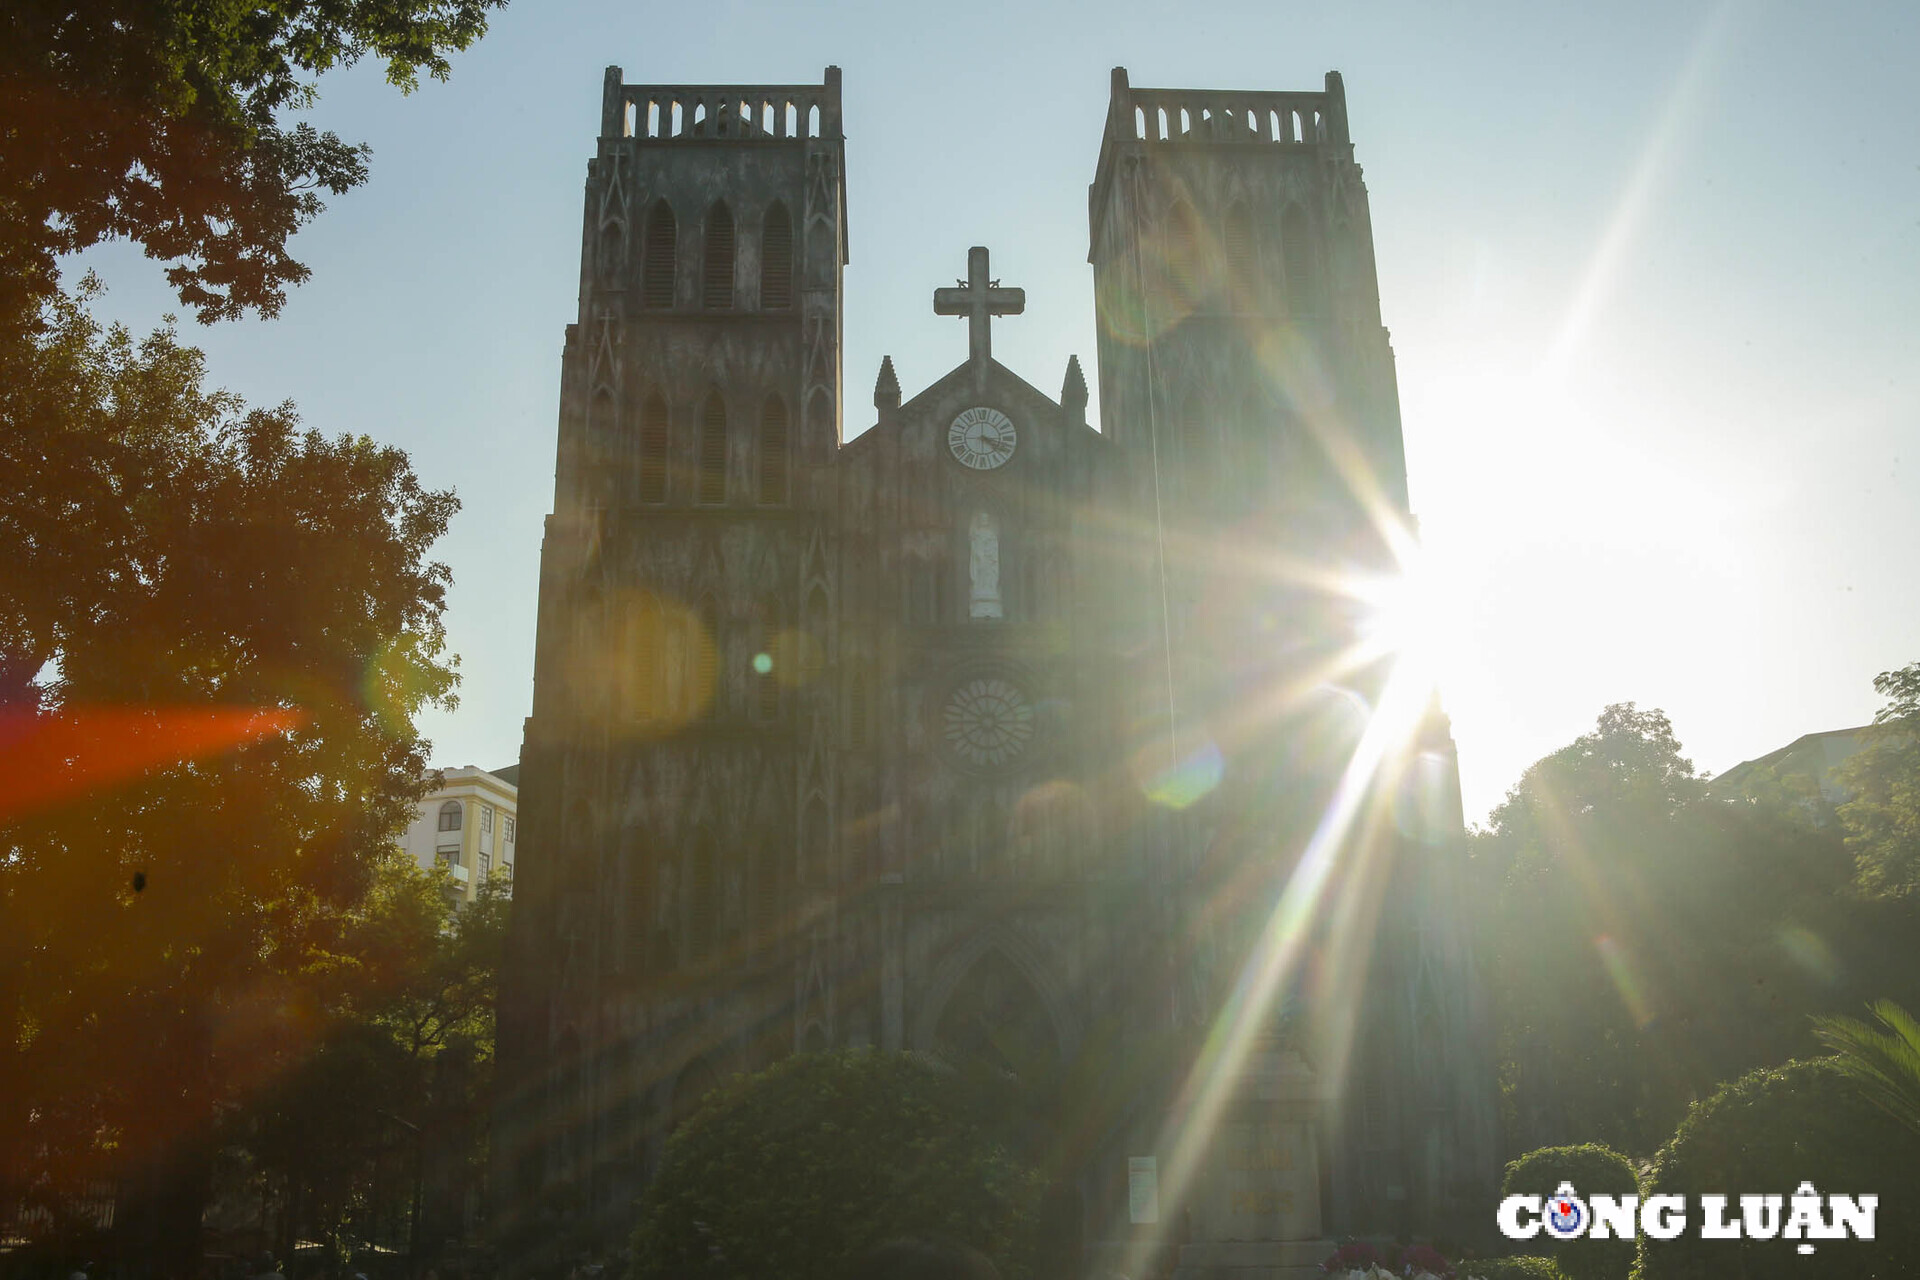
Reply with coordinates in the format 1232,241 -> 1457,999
969,511 -> 1002,619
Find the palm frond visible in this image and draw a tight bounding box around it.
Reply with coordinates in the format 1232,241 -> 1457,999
1812,999 -> 1920,1137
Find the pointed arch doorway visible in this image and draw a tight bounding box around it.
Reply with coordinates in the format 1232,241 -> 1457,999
927,948 -> 1062,1080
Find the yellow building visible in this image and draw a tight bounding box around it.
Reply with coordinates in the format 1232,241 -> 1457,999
398,764 -> 518,903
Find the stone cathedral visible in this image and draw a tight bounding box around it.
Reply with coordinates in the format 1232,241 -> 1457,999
495,65 -> 1498,1274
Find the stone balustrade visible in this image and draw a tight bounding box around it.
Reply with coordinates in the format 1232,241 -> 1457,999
600,67 -> 843,142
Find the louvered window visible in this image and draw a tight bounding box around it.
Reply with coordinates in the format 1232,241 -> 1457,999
760,204 -> 793,310
1282,205 -> 1315,314
1167,201 -> 1200,301
639,393 -> 669,502
1223,203 -> 1254,301
758,397 -> 788,504
643,202 -> 675,309
695,597 -> 719,718
698,394 -> 726,504
756,600 -> 780,722
703,203 -> 735,310
848,678 -> 867,749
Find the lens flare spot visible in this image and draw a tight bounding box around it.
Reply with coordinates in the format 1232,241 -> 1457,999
752,652 -> 773,675
1140,738 -> 1225,810
1778,925 -> 1839,985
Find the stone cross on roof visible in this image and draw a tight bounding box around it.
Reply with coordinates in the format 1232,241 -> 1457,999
933,246 -> 1024,370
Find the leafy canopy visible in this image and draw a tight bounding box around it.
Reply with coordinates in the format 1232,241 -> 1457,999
0,282 -> 459,1250
0,0 -> 505,328
1467,703 -> 1920,1155
1836,661 -> 1920,898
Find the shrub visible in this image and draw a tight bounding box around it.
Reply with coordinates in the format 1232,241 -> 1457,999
1499,1145 -> 1638,1280
1635,1058 -> 1920,1279
628,1051 -> 1042,1280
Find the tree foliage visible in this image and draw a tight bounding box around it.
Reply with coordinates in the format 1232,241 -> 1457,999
1468,703 -> 1920,1156
1635,1059 -> 1920,1280
0,284 -> 459,1270
244,859 -> 509,1266
630,1051 -> 1044,1280
1836,661 -> 1920,898
0,0 -> 504,329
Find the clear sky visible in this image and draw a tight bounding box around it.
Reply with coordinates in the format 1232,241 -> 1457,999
72,0 -> 1920,821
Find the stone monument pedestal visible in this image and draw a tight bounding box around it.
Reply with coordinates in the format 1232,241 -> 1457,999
1169,1041 -> 1334,1280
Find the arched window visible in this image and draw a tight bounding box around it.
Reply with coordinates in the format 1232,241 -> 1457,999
760,202 -> 793,310
1222,202 -> 1253,302
633,594 -> 663,720
1165,200 -> 1201,302
695,594 -> 720,718
802,585 -> 828,679
703,202 -> 735,310
697,393 -> 726,504
754,844 -> 785,948
1281,205 -> 1316,314
639,392 -> 669,503
1241,393 -> 1271,511
587,387 -> 616,486
801,795 -> 829,884
643,200 -> 676,309
438,801 -> 463,832
755,596 -> 781,722
847,676 -> 868,749
689,831 -> 717,961
758,396 -> 789,505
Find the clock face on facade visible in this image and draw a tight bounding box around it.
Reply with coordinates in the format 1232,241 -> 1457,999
941,676 -> 1036,769
948,406 -> 1017,470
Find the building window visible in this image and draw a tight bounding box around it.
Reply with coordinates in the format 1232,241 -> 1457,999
755,597 -> 781,722
482,805 -> 494,834
1223,201 -> 1254,301
1281,204 -> 1316,314
758,396 -> 789,505
1166,200 -> 1201,302
504,816 -> 516,844
639,393 -> 669,503
437,801 -> 462,832
760,202 -> 793,310
698,393 -> 727,504
703,202 -> 735,310
436,849 -> 457,869
480,852 -> 492,880
643,200 -> 676,309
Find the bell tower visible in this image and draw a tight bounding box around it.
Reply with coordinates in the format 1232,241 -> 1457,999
498,66 -> 848,1245
1088,67 -> 1408,530
1084,69 -> 1498,1251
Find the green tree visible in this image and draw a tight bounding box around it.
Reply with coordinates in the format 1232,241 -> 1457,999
630,1051 -> 1044,1280
0,287 -> 459,1275
1468,704 -> 1919,1156
1811,998 -> 1920,1139
1,0 -> 504,331
246,858 -> 510,1267
1836,661 -> 1920,898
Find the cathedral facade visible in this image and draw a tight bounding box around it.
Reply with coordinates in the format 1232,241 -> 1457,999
495,65 -> 1497,1272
